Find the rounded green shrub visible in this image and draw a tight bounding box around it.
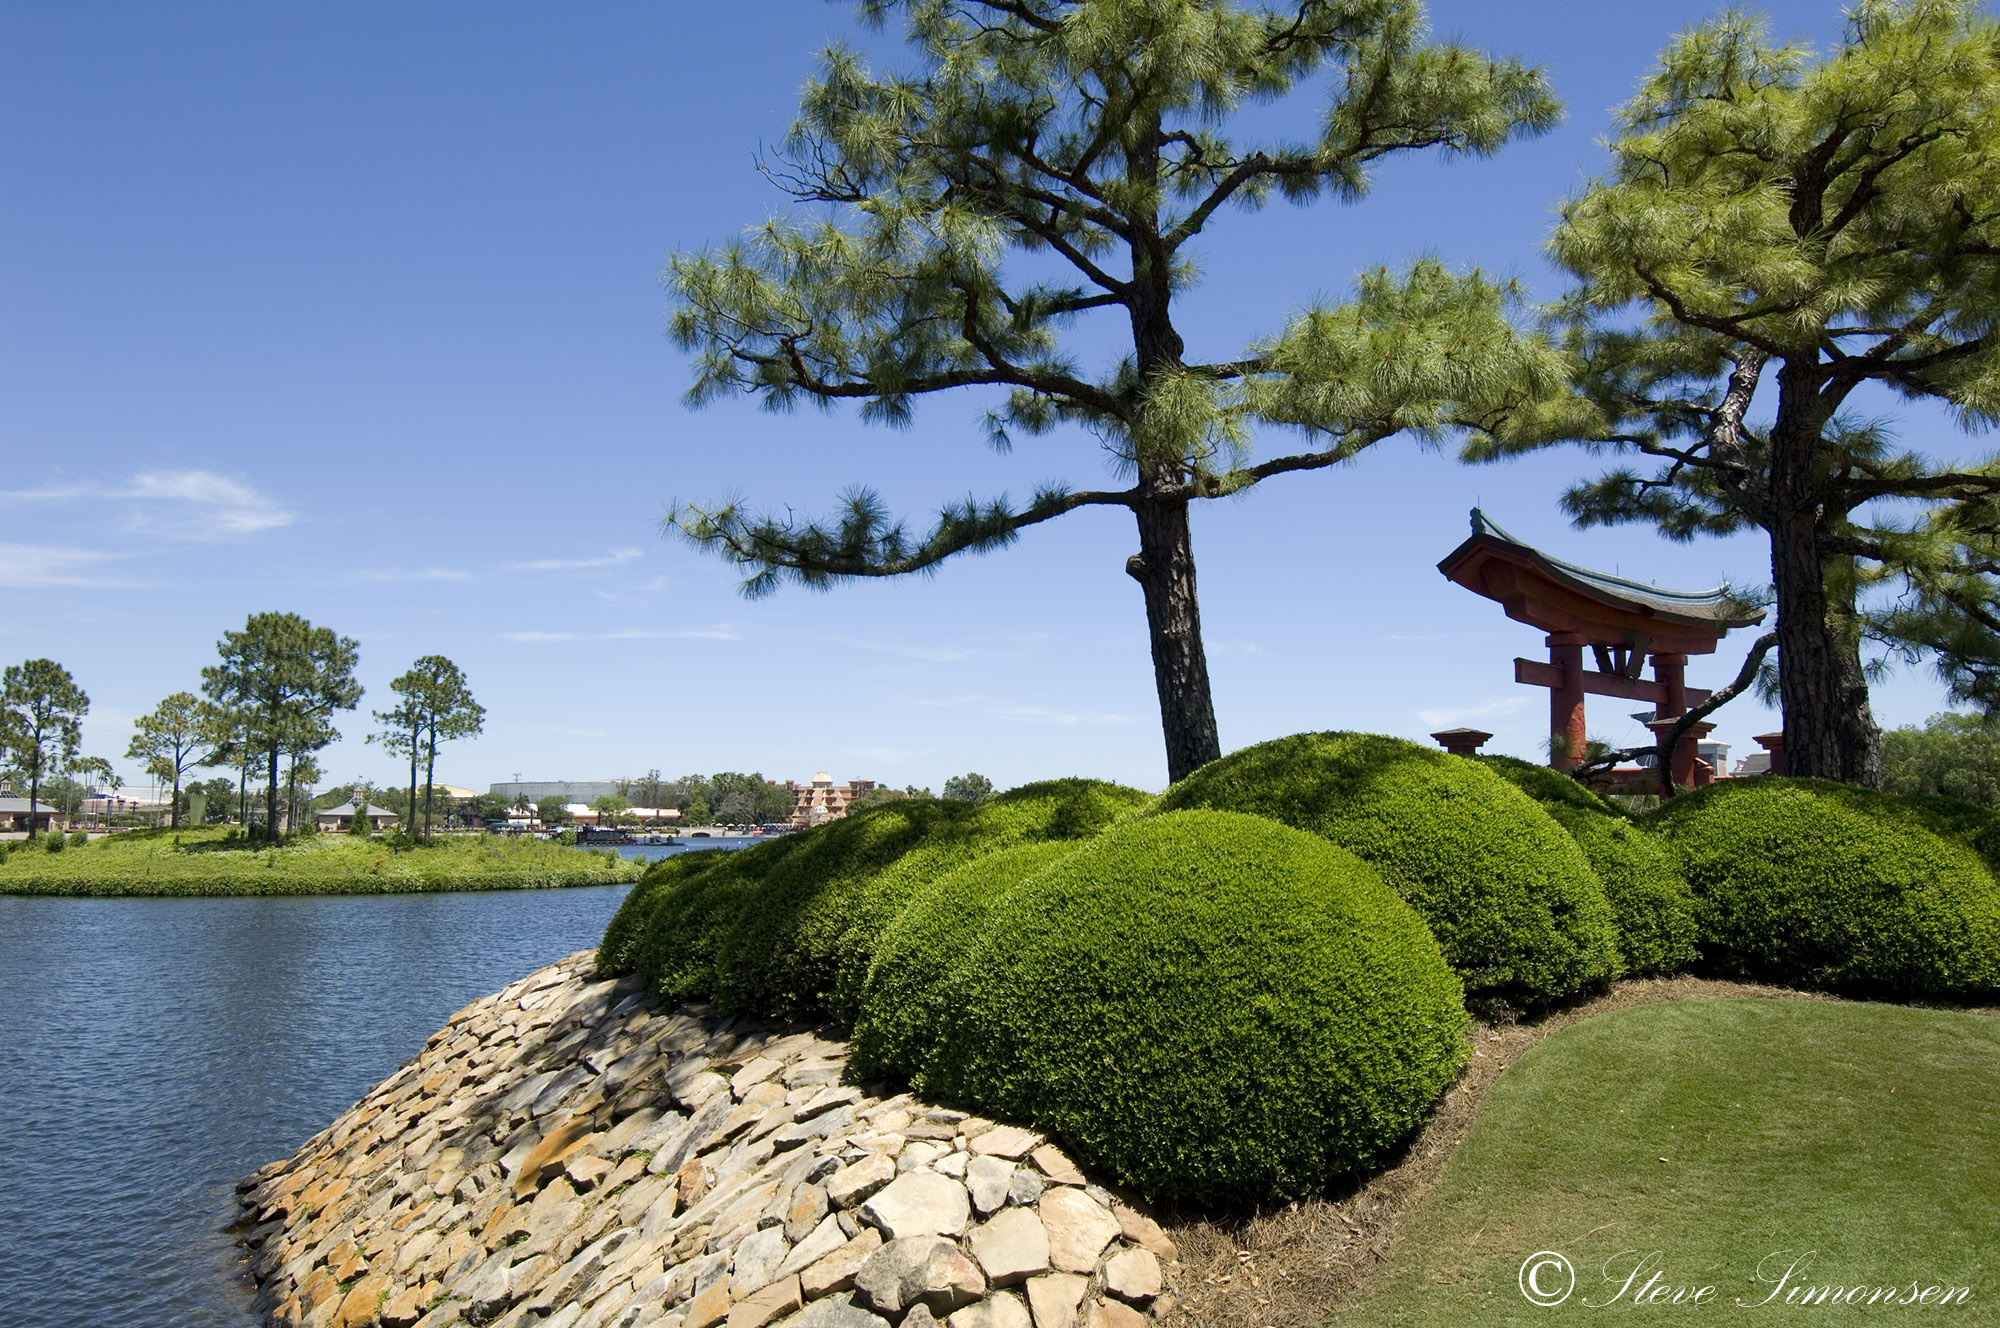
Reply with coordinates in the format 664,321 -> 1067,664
600,779 -> 1149,1020
1646,778 -> 2000,998
1478,754 -> 1697,977
921,811 -> 1469,1206
851,839 -> 1084,1080
1157,733 -> 1619,1006
1475,754 -> 1632,820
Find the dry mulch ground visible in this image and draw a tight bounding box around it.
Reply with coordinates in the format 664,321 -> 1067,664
1151,977 -> 1944,1328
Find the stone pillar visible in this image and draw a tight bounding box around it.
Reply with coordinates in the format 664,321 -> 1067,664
1548,633 -> 1588,770
1648,719 -> 1715,792
1652,652 -> 1688,719
1430,728 -> 1494,757
1754,732 -> 1786,776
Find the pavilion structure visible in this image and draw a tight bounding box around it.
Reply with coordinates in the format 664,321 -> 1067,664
1437,510 -> 1765,790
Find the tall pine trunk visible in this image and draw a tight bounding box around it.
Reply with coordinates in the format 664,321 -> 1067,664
265,743 -> 282,841
1769,376 -> 1882,786
423,733 -> 438,844
1128,467 -> 1220,784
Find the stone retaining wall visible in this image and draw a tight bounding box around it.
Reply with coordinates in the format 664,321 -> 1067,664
237,953 -> 1180,1328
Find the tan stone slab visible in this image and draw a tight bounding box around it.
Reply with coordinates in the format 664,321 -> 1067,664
332,1270 -> 391,1328
1027,1148 -> 1085,1187
1109,1205 -> 1176,1262
1085,1299 -> 1146,1328
728,1275 -> 803,1328
1037,1190 -> 1119,1275
967,1127 -> 1040,1159
799,1229 -> 882,1298
686,1275 -> 735,1328
1024,1272 -> 1089,1328
1101,1249 -> 1160,1303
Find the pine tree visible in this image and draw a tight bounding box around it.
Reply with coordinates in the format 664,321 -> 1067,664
1476,0 -> 2000,786
664,0 -> 1564,780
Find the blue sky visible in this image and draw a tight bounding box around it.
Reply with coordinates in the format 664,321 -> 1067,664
1,0 -> 1978,798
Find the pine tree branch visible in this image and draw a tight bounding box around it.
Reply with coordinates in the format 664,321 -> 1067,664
664,484 -> 1137,595
1572,630 -> 1778,792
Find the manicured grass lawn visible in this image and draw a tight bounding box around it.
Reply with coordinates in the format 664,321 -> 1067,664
1340,998 -> 1999,1325
0,826 -> 642,896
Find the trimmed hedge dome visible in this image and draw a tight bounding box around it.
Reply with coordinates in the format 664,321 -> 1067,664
597,779 -> 1149,1020
1157,733 -> 1619,1005
850,839 -> 1084,1081
1647,778 -> 2000,998
1478,754 -> 1698,977
918,811 -> 1469,1206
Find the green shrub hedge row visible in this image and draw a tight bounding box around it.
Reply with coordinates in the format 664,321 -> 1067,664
601,735 -> 2000,1205
865,812 -> 1469,1205
1478,755 -> 1699,977
1646,779 -> 2000,998
1156,733 -> 1620,1006
597,779 -> 1151,1021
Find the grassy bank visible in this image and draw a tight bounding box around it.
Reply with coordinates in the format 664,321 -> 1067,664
0,827 -> 643,896
1336,998 -> 2000,1325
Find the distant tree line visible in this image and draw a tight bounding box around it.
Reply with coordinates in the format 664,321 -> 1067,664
2,611 -> 481,844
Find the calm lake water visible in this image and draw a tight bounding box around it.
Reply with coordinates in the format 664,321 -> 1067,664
0,846 -> 752,1328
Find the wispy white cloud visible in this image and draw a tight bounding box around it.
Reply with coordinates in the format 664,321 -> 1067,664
506,548 -> 644,572
353,566 -> 477,584
909,694 -> 1135,726
1416,696 -> 1529,727
0,543 -> 134,589
502,623 -> 741,644
129,470 -> 293,536
1,469 -> 293,542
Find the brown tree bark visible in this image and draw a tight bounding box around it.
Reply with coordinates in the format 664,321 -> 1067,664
1128,470 -> 1221,784
1768,378 -> 1882,787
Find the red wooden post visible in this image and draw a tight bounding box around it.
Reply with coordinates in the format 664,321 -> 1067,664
1652,652 -> 1688,719
1647,718 -> 1715,792
1548,632 -> 1588,770
1754,732 -> 1786,776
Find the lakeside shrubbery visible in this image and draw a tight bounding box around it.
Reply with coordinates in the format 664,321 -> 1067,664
598,778 -> 1149,1021
1155,733 -> 1620,1007
876,813 -> 1468,1204
0,826 -> 642,896
597,732 -> 2000,1205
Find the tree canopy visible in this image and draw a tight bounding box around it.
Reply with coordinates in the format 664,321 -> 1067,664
201,613 -> 362,839
126,692 -> 213,830
1475,0 -> 2000,787
1,659 -> 90,839
664,0 -> 1565,780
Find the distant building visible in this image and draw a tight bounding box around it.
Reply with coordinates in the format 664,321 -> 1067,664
316,800 -> 401,834
0,795 -> 58,833
785,773 -> 877,827
488,780 -> 625,804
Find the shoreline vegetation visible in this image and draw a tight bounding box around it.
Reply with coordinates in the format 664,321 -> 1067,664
0,826 -> 643,897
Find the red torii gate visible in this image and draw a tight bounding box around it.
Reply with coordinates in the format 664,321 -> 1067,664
1437,511 -> 1765,788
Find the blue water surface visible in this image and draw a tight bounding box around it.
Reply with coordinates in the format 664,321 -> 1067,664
0,884 -> 652,1327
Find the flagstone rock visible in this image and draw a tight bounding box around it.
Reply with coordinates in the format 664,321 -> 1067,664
234,954 -> 1170,1328
948,1291 -> 1031,1328
852,1237 -> 986,1316
1023,1273 -> 1088,1328
964,1157 -> 1014,1216
860,1172 -> 971,1241
1100,1250 -> 1160,1303
1036,1191 -> 1119,1275
966,1209 -> 1049,1286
